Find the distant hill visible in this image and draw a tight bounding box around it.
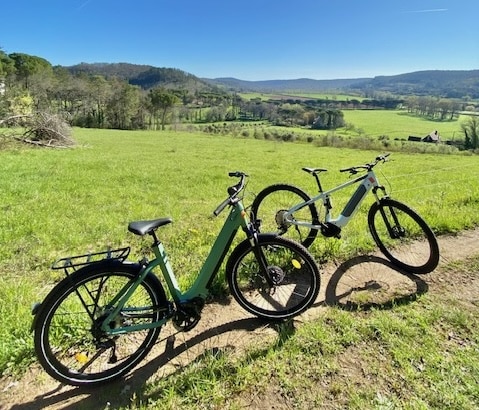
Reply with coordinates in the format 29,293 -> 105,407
65,63 -> 479,98
207,70 -> 479,98
68,62 -> 154,79
350,70 -> 479,98
204,77 -> 370,93
66,62 -> 223,94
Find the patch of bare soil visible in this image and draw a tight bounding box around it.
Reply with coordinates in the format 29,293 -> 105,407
1,229 -> 479,410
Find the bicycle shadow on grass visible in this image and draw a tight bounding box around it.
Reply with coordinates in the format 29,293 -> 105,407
318,254 -> 429,311
12,312 -> 295,409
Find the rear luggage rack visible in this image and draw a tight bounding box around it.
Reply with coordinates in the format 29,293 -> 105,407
52,246 -> 130,277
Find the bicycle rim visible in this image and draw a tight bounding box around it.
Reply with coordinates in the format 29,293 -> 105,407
227,235 -> 320,319
34,265 -> 165,386
368,199 -> 439,274
251,184 -> 319,248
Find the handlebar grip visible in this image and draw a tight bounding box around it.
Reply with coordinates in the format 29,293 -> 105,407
213,171 -> 248,216
229,171 -> 246,178
376,153 -> 391,161
213,197 -> 231,216
340,167 -> 358,174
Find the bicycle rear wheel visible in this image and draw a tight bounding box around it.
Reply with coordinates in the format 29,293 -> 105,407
226,235 -> 320,319
368,198 -> 439,274
33,263 -> 168,386
250,184 -> 319,248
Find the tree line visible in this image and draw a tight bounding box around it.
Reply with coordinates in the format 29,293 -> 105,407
0,51 -> 346,131
1,50 -> 477,148
403,96 -> 463,121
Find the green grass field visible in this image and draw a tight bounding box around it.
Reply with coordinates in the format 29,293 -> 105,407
239,92 -> 363,101
342,109 -> 466,140
1,128 -> 479,408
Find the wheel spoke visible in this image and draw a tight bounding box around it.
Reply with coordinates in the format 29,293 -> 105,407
251,184 -> 319,248
34,266 -> 166,386
227,236 -> 320,319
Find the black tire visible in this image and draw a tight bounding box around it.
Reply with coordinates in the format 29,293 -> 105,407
368,198 -> 440,274
33,262 -> 168,386
250,184 -> 319,248
226,234 -> 320,319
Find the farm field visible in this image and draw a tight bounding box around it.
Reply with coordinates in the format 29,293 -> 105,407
239,92 -> 363,101
342,109 -> 466,140
1,128 -> 479,408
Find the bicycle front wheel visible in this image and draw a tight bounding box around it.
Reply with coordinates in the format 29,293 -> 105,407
250,184 -> 319,248
33,263 -> 168,386
226,235 -> 320,319
368,198 -> 439,274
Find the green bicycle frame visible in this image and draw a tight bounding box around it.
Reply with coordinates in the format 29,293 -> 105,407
100,199 -> 252,335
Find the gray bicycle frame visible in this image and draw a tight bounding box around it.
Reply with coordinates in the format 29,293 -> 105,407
285,168 -> 383,230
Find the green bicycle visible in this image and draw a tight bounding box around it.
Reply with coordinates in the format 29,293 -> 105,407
32,172 -> 320,386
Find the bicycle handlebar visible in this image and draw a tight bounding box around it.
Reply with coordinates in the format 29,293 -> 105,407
213,171 -> 248,216
340,153 -> 390,174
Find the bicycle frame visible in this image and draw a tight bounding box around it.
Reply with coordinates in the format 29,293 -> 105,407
100,199 -> 252,335
285,168 -> 385,230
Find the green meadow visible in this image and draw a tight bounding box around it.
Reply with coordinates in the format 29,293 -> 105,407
240,92 -> 363,101
1,127 -> 479,408
342,109 -> 466,140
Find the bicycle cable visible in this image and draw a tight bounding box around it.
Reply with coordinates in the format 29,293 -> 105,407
379,168 -> 394,196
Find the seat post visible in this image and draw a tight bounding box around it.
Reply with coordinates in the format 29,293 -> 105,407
313,173 -> 324,193
149,230 -> 160,247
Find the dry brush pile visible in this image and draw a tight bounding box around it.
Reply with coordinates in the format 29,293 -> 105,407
0,112 -> 75,148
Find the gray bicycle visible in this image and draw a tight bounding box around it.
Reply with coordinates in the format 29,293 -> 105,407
251,154 -> 439,274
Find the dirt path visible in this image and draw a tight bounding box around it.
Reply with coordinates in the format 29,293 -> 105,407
1,229 -> 479,410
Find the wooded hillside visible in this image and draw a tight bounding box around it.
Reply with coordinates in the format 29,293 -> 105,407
208,70 -> 479,98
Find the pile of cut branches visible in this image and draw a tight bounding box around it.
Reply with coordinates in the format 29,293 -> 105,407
0,112 -> 75,148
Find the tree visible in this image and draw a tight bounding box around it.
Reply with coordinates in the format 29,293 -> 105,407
82,75 -> 112,128
0,49 -> 15,80
311,109 -> 345,130
9,53 -> 52,89
148,88 -> 178,130
462,116 -> 479,150
277,103 -> 305,125
437,99 -> 452,120
105,81 -> 141,129
205,105 -> 227,122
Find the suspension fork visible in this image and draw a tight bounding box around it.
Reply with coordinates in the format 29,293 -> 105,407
246,221 -> 276,287
373,188 -> 403,239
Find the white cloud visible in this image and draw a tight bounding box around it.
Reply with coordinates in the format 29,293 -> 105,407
403,9 -> 448,13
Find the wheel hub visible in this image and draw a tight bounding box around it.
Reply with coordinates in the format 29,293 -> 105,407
91,311 -> 120,340
275,210 -> 292,232
268,265 -> 285,285
391,225 -> 406,238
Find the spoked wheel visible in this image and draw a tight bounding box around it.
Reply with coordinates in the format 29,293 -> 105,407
368,198 -> 440,274
250,184 -> 319,248
33,263 -> 168,386
226,235 -> 320,319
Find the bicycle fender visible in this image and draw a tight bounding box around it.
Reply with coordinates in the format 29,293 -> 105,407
30,259 -> 139,330
31,261 -> 167,331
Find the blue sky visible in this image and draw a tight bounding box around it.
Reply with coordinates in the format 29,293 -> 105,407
1,0 -> 478,80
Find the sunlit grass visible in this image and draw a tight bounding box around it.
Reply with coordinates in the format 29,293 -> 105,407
342,109 -> 466,140
1,128 -> 479,384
